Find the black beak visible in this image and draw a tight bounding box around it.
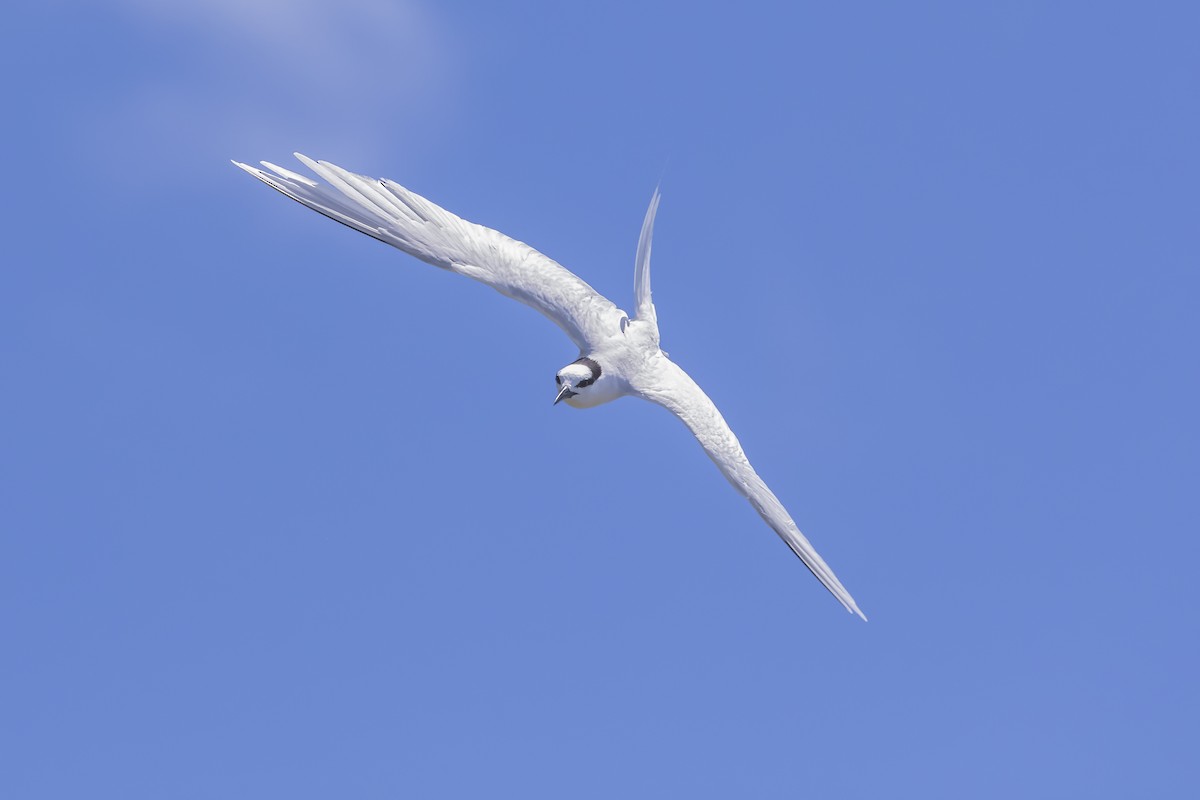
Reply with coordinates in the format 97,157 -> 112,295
554,385 -> 577,405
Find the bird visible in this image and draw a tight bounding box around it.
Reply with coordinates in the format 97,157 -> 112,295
233,154 -> 867,620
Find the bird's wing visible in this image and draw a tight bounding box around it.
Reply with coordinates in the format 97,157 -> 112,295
633,187 -> 661,330
634,357 -> 867,620
233,154 -> 627,351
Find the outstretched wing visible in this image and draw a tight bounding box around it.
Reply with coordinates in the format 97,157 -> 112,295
634,357 -> 867,620
633,187 -> 661,330
233,154 -> 627,351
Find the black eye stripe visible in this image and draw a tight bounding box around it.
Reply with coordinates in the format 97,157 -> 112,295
573,357 -> 601,388
555,375 -> 561,385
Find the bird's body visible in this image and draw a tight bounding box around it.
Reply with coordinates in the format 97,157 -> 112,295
558,322 -> 655,409
234,154 -> 867,620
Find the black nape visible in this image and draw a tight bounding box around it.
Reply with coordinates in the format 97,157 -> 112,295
574,357 -> 602,388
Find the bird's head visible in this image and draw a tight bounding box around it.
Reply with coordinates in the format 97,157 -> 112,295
554,357 -> 602,408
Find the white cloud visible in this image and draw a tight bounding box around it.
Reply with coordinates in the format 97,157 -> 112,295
94,0 -> 454,183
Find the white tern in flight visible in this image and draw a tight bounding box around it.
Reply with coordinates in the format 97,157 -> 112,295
234,154 -> 866,620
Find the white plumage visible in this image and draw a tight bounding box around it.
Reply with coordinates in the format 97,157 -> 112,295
234,154 -> 867,620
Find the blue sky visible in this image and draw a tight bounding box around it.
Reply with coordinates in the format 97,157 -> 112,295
2,1 -> 1197,797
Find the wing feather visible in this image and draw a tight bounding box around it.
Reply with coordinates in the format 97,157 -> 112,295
635,358 -> 867,620
234,154 -> 626,350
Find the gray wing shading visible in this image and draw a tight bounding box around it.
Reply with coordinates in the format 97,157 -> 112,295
633,187 -> 661,331
233,154 -> 627,351
635,357 -> 867,620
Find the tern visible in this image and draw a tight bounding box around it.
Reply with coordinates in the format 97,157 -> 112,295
234,154 -> 866,620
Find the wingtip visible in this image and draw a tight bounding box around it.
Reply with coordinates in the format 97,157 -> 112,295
841,595 -> 868,622
293,152 -> 320,171
261,159 -> 319,186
